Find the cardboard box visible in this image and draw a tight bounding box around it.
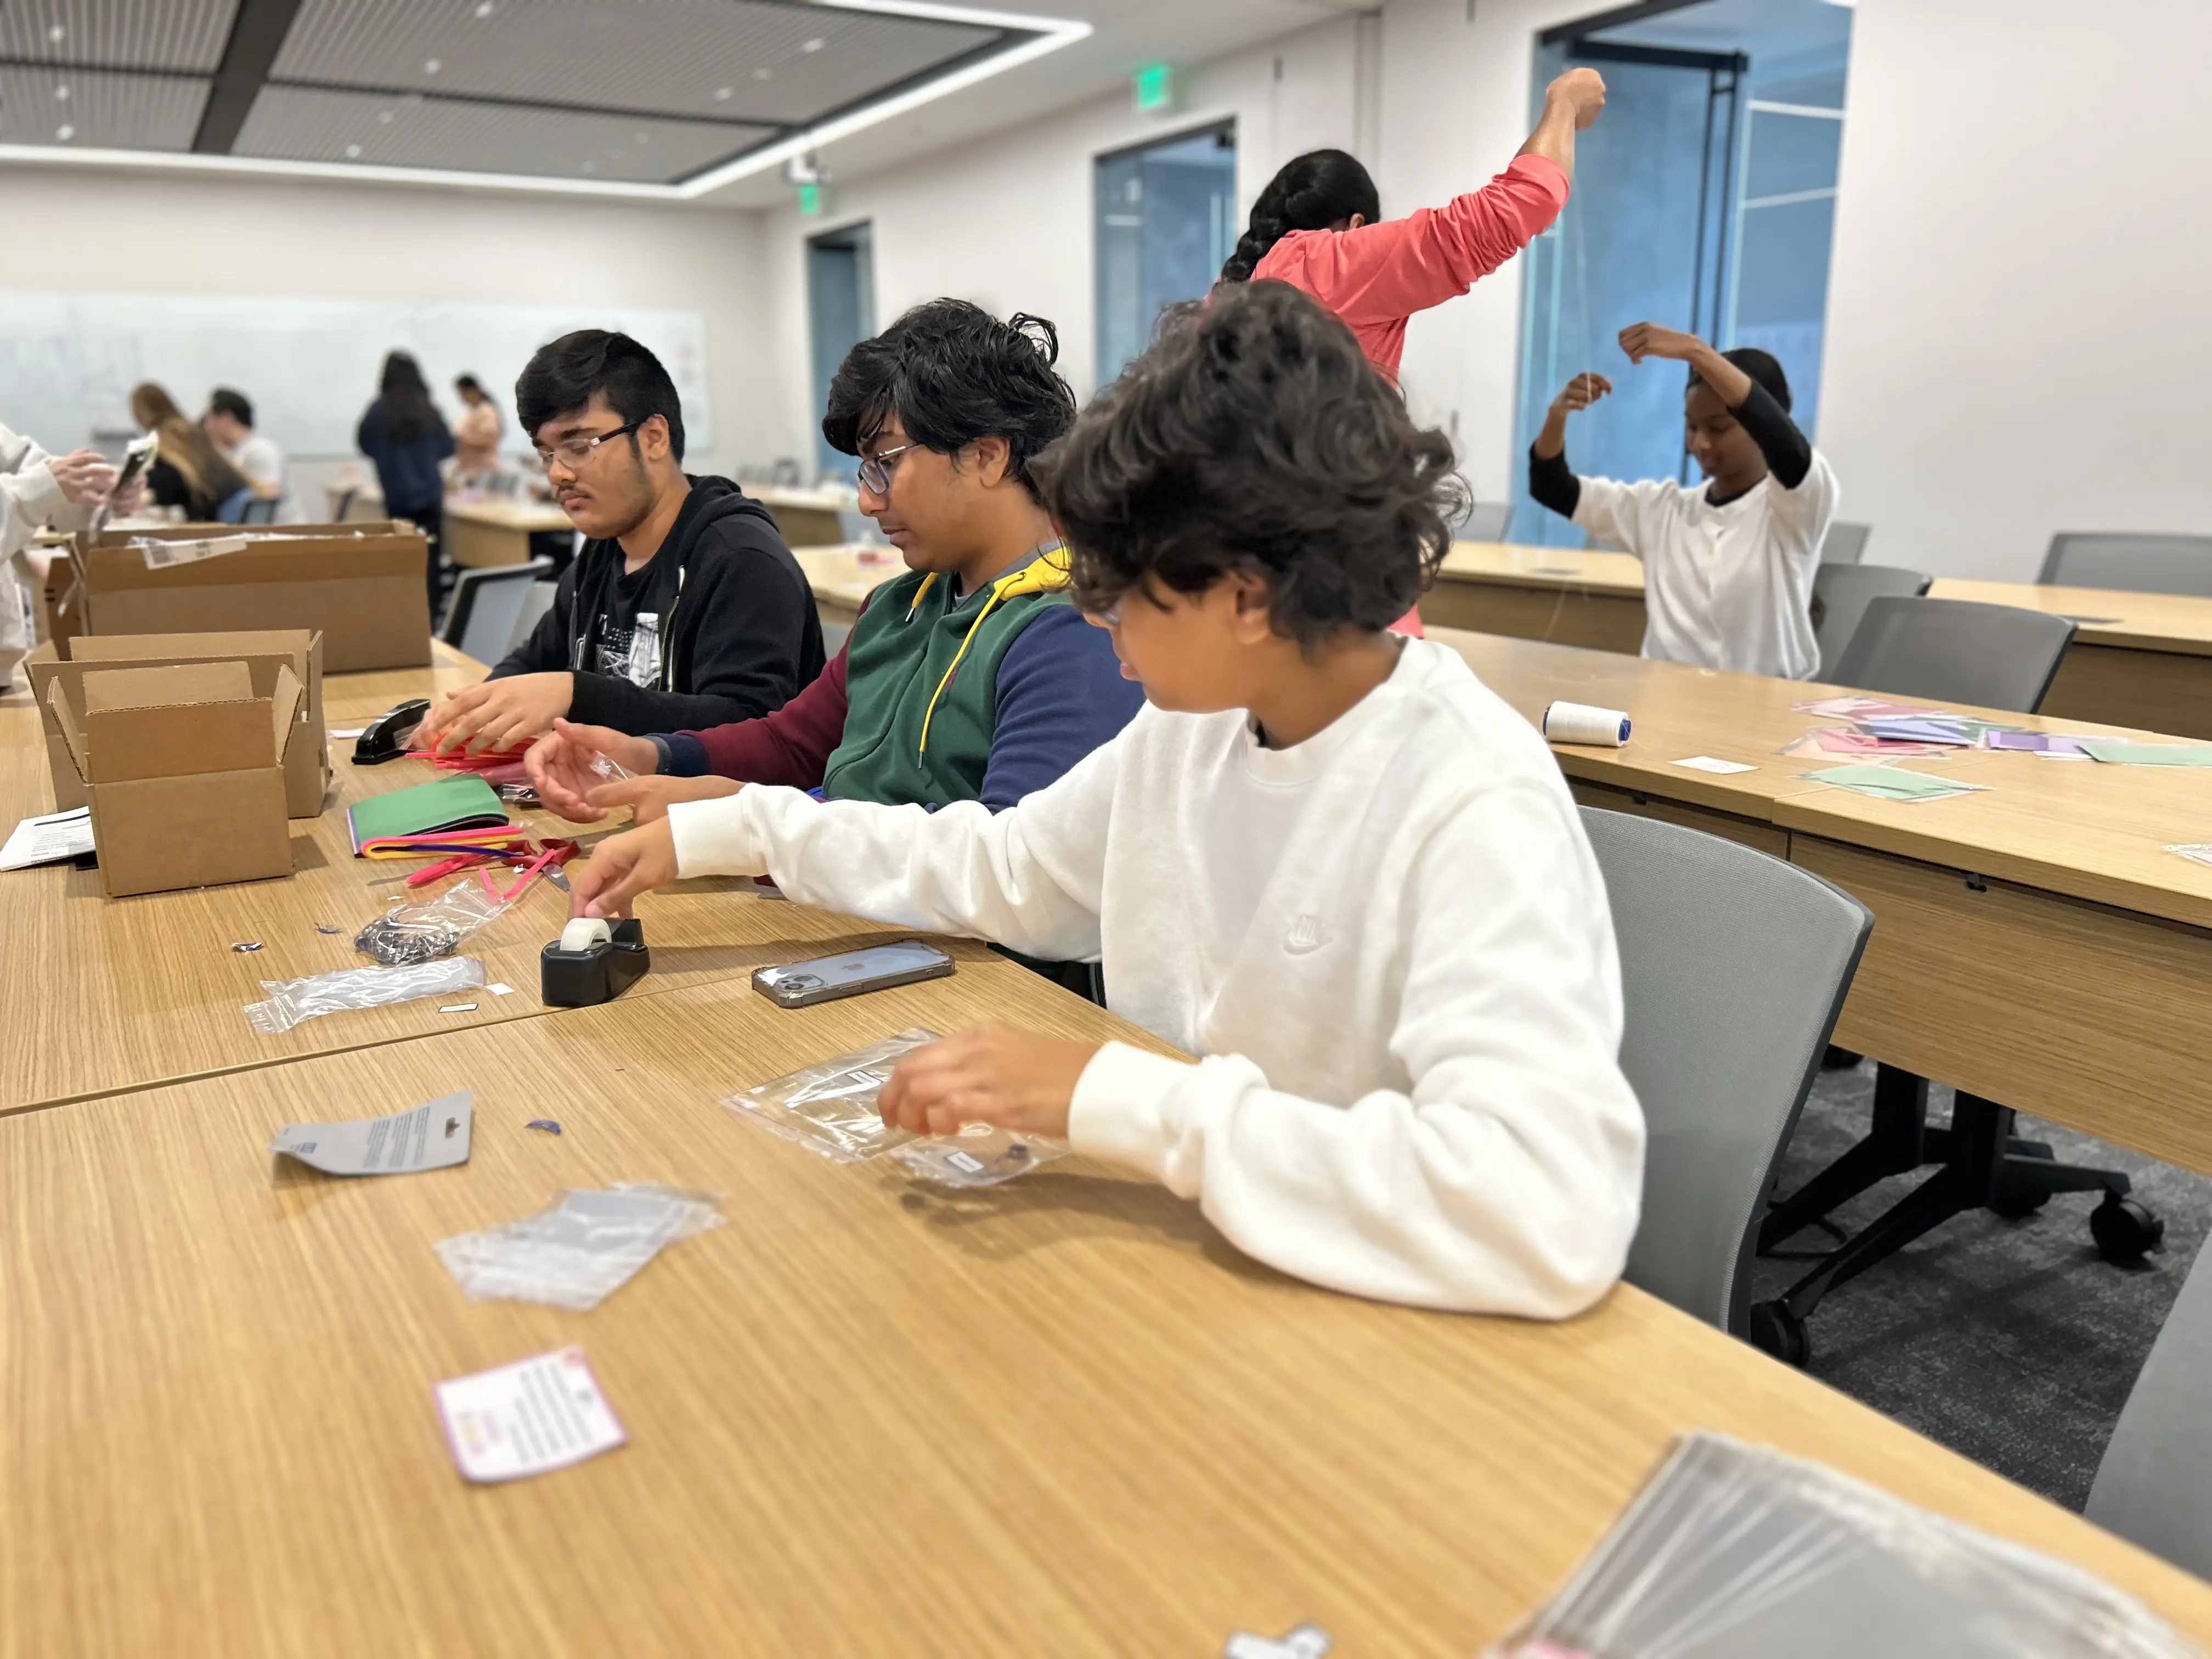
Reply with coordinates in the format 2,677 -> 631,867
27,630 -> 331,819
46,659 -> 302,899
49,522 -> 429,672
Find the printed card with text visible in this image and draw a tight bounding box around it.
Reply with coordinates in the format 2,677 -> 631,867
435,1346 -> 626,1482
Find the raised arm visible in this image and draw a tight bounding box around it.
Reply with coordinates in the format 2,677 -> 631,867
1618,322 -> 1814,489
1518,66 -> 1609,182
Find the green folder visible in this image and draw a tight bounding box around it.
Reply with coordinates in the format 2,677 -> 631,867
346,775 -> 510,853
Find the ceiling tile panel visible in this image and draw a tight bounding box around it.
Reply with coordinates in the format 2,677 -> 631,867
0,63 -> 208,148
269,0 -> 1002,125
0,0 -> 239,73
233,83 -> 776,182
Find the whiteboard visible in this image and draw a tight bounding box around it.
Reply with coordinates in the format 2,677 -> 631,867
0,293 -> 712,459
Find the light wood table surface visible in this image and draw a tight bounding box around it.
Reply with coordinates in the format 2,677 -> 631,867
1423,544 -> 2212,738
1437,625 -> 2212,1175
0,647 -> 921,1114
754,483 -> 851,549
442,496 -> 574,569
7,966 -> 2210,1656
793,542 -> 905,628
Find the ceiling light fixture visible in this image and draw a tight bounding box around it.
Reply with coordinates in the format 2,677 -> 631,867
55,125 -> 73,140
0,1 -> 1093,202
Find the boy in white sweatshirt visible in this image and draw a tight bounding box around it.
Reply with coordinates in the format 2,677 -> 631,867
570,281 -> 1646,1318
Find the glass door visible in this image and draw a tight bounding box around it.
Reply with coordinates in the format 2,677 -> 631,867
807,222 -> 875,483
1094,121 -> 1237,385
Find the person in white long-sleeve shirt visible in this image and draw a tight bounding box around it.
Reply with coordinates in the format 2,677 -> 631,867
0,424 -> 117,681
570,282 -> 1646,1317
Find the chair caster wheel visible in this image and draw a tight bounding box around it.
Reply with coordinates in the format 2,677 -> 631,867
1748,1300 -> 1811,1368
2091,1195 -> 2164,1262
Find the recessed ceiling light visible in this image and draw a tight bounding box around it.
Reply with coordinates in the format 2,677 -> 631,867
46,24 -> 64,42
475,1 -> 495,15
803,37 -> 825,52
346,143 -> 363,158
754,67 -> 772,79
54,84 -> 69,100
425,58 -> 442,74
55,124 -> 74,141
378,110 -> 393,123
714,86 -> 732,100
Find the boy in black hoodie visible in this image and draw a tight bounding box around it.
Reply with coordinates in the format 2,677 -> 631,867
421,330 -> 823,753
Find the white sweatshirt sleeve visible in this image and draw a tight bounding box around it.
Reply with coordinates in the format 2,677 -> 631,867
664,735 -> 1123,963
0,424 -> 80,562
1069,780 -> 1645,1319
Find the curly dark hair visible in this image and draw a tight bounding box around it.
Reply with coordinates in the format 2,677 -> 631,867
1217,149 -> 1381,284
822,299 -> 1075,501
1036,281 -> 1462,646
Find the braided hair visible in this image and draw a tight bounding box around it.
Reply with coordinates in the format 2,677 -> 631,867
1217,149 -> 1381,284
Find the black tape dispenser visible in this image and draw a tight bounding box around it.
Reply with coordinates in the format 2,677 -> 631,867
541,917 -> 650,1006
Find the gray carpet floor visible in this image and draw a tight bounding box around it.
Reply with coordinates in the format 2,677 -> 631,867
1748,1058 -> 2212,1512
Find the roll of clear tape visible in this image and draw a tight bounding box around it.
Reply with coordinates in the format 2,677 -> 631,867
1542,700 -> 1632,747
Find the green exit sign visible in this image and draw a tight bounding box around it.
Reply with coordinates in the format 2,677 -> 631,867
1133,62 -> 1174,112
798,182 -> 823,216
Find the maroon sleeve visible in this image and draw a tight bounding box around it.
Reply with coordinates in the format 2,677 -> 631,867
675,640 -> 849,788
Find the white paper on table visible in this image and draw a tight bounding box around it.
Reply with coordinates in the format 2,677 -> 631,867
434,1346 -> 625,1482
0,806 -> 93,871
1671,755 -> 1757,775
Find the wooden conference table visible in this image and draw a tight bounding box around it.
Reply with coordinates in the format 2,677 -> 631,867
1424,541 -> 2212,740
8,963 -> 2212,1654
441,496 -> 575,569
0,642 -> 924,1114
1436,625 -> 2212,1176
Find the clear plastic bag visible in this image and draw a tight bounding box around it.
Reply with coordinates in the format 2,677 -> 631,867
354,879 -> 512,965
435,1183 -> 723,1311
245,956 -> 487,1035
891,1122 -> 1068,1188
1485,1432 -> 2201,1659
721,1029 -> 939,1163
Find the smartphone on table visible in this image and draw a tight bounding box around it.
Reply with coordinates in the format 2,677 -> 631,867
752,940 -> 953,1008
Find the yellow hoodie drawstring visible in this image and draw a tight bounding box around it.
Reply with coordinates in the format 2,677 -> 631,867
915,544 -> 1071,755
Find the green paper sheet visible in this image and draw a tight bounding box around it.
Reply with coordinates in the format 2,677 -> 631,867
1802,765 -> 1983,802
346,775 -> 510,853
2074,740 -> 2212,767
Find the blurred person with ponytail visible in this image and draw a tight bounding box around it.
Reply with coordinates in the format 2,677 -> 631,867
1217,68 -> 1608,385
129,382 -> 251,522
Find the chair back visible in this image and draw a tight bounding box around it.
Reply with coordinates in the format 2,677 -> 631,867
215,487 -> 256,524
2040,532 -> 2212,596
1582,807 -> 1872,1334
1820,521 -> 1871,565
2087,1237 -> 2212,1578
442,560 -> 551,660
1830,596 -> 2075,713
507,580 -> 560,656
1462,501 -> 1513,543
1812,563 -> 1932,682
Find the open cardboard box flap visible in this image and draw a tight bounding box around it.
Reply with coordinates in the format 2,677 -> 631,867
51,661 -> 302,786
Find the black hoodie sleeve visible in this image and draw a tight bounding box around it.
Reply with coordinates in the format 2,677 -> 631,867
488,558 -> 579,678
563,512 -> 823,732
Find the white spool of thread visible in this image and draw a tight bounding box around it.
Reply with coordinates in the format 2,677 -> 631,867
1542,700 -> 1632,747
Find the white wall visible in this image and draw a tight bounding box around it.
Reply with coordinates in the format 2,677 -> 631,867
1816,0 -> 2212,580
754,12 -> 1378,472
0,166 -> 777,499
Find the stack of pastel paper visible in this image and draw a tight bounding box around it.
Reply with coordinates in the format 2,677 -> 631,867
1802,764 -> 1983,803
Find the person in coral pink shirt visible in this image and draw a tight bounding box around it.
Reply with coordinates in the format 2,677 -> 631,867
1217,66 -> 1609,635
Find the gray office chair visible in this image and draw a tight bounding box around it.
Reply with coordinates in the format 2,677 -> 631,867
1461,501 -> 1513,543
821,622 -> 853,658
1812,563 -> 1931,682
2039,532 -> 2212,596
442,560 -> 552,661
240,496 -> 279,525
506,579 -> 559,656
1819,521 -> 1871,565
1760,594 -> 2158,1363
1580,808 -> 1872,1339
1829,595 -> 2075,711
2087,1238 -> 2212,1578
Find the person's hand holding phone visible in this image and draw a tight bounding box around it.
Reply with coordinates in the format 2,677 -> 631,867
46,449 -> 117,508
